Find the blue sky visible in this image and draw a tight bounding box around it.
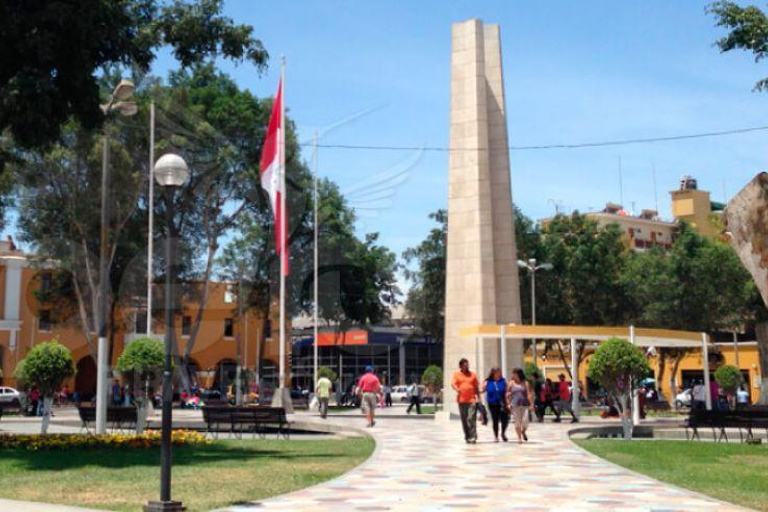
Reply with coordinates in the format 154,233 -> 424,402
154,1 -> 768,262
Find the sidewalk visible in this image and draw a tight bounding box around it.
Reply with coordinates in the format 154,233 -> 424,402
221,413 -> 746,511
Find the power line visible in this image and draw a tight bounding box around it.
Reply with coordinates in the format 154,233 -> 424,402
300,124 -> 768,152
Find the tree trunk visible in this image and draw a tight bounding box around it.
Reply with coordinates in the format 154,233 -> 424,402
40,396 -> 54,434
656,349 -> 666,396
555,340 -> 572,379
755,321 -> 768,405
136,398 -> 149,433
669,356 -> 683,406
613,392 -> 633,440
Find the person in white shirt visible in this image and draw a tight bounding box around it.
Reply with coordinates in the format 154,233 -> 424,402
692,381 -> 706,410
737,386 -> 750,408
406,382 -> 422,414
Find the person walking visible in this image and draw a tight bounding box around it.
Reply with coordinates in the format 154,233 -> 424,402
507,368 -> 535,443
28,386 -> 40,417
316,374 -> 333,419
357,366 -> 382,428
406,381 -> 422,415
383,381 -> 393,407
482,367 -> 509,442
554,373 -> 578,423
451,358 -> 481,444
537,378 -> 560,422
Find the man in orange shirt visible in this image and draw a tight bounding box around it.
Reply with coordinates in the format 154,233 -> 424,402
451,358 -> 481,443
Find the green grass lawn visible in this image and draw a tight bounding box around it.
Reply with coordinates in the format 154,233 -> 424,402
576,439 -> 768,511
0,437 -> 374,511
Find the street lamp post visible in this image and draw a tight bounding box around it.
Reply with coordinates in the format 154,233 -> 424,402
96,80 -> 137,435
517,258 -> 553,365
145,154 -> 189,512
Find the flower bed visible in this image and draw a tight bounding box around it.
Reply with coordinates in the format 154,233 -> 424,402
0,430 -> 209,450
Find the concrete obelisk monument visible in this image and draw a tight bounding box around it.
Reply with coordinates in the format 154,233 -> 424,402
443,19 -> 523,416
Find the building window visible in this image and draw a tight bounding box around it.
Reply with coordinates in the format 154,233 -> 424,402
263,319 -> 272,341
38,310 -> 54,332
224,318 -> 234,338
182,315 -> 192,336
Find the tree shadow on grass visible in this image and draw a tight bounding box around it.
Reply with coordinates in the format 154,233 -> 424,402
0,443 -> 350,471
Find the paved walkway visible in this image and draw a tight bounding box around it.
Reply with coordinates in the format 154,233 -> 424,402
223,413 -> 745,512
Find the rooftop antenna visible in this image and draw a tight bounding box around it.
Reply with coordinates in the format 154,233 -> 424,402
652,163 -> 659,213
618,156 -> 624,208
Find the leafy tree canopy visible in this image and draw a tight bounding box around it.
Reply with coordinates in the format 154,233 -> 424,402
0,0 -> 268,149
116,337 -> 165,382
403,210 -> 446,341
714,364 -> 743,393
317,366 -> 338,383
18,340 -> 76,397
710,1 -> 768,90
421,365 -> 443,389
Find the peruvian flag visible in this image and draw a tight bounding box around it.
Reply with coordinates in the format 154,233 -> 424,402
260,77 -> 289,276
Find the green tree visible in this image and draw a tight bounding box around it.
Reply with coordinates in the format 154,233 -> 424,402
19,340 -> 76,434
709,1 -> 768,91
317,366 -> 338,383
403,210 -> 447,342
620,224 -> 754,396
0,0 -> 268,150
116,336 -> 164,432
538,213 -> 630,377
715,364 -> 743,408
540,213 -> 630,326
587,337 -> 651,440
421,365 -> 443,393
524,362 -> 543,384
13,359 -> 29,391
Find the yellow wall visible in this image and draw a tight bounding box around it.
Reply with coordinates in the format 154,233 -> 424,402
0,269 -> 286,391
670,189 -> 719,237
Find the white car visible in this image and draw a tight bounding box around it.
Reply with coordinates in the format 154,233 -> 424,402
390,385 -> 426,403
675,388 -> 692,409
390,385 -> 410,403
0,386 -> 21,407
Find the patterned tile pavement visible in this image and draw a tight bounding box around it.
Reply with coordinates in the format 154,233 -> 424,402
221,413 -> 748,512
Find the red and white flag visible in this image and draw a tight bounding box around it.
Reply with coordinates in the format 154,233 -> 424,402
260,77 -> 289,276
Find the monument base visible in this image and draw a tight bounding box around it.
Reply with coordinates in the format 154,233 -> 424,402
270,387 -> 294,413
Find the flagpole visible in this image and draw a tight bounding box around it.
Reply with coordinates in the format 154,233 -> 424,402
146,100 -> 155,335
313,130 -> 319,390
278,56 -> 287,392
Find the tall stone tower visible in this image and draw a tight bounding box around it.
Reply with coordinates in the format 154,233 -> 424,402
443,19 -> 522,415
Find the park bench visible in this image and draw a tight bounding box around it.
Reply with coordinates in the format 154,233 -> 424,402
684,408 -> 768,443
253,407 -> 291,439
202,406 -> 291,439
78,406 -> 137,434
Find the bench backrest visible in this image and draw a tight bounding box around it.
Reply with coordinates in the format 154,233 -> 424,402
78,406 -> 96,422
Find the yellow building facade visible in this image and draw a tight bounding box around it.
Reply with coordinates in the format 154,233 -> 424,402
531,341 -> 761,404
0,241 -> 287,396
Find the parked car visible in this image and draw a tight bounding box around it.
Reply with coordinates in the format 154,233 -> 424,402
391,385 -> 426,403
391,385 -> 409,403
0,386 -> 21,408
675,388 -> 692,409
